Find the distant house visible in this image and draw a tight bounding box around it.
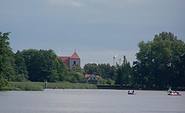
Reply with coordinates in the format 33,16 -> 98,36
85,74 -> 100,85
58,52 -> 80,68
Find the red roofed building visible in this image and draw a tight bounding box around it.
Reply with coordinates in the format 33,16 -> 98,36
58,52 -> 80,68
85,74 -> 100,84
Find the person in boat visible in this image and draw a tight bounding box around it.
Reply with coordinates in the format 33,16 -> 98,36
128,90 -> 130,94
128,90 -> 135,94
174,91 -> 180,95
167,87 -> 172,93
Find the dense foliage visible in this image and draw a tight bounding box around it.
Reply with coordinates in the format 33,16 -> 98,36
65,66 -> 85,83
115,56 -> 132,86
0,32 -> 15,88
133,32 -> 185,89
0,32 -> 15,82
16,49 -> 66,82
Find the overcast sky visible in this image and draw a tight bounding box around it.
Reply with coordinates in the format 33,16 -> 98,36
1,0 -> 185,67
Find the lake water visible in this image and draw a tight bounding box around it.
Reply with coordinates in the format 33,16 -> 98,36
0,89 -> 184,113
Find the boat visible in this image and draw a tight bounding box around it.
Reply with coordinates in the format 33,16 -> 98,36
168,91 -> 181,96
128,90 -> 136,95
128,92 -> 136,95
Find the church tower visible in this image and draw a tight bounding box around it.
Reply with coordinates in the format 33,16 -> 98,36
69,52 -> 80,68
58,51 -> 80,68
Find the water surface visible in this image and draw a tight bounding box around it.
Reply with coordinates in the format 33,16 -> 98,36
0,89 -> 184,113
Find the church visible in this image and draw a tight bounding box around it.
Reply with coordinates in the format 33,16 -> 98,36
58,52 -> 80,68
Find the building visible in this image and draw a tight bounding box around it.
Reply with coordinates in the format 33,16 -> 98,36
85,74 -> 100,84
58,52 -> 80,68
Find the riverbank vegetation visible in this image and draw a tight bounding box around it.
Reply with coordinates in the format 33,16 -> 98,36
0,82 -> 97,91
0,32 -> 185,91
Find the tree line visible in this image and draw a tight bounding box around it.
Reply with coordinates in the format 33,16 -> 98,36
0,32 -> 85,89
0,32 -> 185,90
84,32 -> 185,89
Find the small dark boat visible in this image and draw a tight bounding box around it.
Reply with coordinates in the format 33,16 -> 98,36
128,90 -> 136,95
128,92 -> 136,95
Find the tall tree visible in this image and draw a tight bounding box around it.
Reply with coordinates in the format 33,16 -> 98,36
176,53 -> 185,87
0,32 -> 15,81
115,56 -> 132,86
122,56 -> 132,85
14,51 -> 28,81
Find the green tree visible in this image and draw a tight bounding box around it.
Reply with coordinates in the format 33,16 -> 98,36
115,65 -> 123,85
115,56 -> 132,86
65,66 -> 85,83
106,78 -> 115,85
176,53 -> 185,87
84,63 -> 98,74
14,51 -> 28,81
0,32 -> 15,82
97,64 -> 112,79
19,49 -> 66,82
122,56 -> 132,85
135,32 -> 185,89
109,66 -> 117,81
0,74 -> 8,89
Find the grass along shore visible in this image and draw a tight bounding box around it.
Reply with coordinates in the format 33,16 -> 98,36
3,82 -> 97,91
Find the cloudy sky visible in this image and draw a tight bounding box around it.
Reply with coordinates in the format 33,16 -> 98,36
1,0 -> 185,67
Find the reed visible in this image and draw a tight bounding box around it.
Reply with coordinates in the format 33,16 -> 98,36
45,82 -> 97,89
8,82 -> 97,91
9,82 -> 44,91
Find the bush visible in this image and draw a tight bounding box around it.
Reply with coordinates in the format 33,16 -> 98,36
0,75 -> 8,89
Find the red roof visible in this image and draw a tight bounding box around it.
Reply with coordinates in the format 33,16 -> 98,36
84,74 -> 100,78
85,74 -> 91,78
70,52 -> 80,59
58,56 -> 70,68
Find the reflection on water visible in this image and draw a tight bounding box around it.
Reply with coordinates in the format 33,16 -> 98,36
0,89 -> 184,113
